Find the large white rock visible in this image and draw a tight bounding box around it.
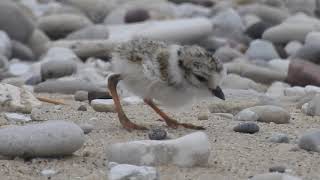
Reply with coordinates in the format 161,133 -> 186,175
106,132 -> 210,167
0,83 -> 41,113
245,39 -> 279,61
299,129 -> 320,152
0,120 -> 84,157
108,162 -> 159,180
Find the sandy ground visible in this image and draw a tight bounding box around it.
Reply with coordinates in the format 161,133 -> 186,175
0,91 -> 320,180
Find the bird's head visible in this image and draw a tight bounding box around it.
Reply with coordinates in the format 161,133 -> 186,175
177,45 -> 226,100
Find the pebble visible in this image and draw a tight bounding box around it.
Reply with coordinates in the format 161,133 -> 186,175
88,91 -> 112,103
34,79 -> 103,94
108,162 -> 159,180
0,83 -> 41,113
106,132 -> 210,167
233,122 -> 259,134
285,0 -> 316,15
245,39 -> 279,61
0,31 -> 12,58
269,165 -> 286,173
198,111 -> 209,120
9,62 -> 30,76
266,81 -> 290,98
4,113 -> 31,123
285,41 -> 303,56
124,8 -> 150,23
11,40 -> 35,61
66,25 -> 110,40
299,129 -> 320,152
250,173 -> 301,180
301,94 -> 320,116
0,120 -> 84,157
284,87 -> 306,97
38,14 -> 93,39
74,90 -> 88,101
77,104 -> 87,111
27,29 -> 50,58
269,133 -> 290,143
148,127 -> 167,140
0,1 -> 35,43
235,105 -> 290,124
222,74 -> 267,92
91,99 -> 115,113
79,123 -> 94,134
245,21 -> 272,39
214,46 -> 243,63
41,169 -> 57,176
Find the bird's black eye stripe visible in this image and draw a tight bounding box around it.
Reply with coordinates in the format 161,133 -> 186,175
194,74 -> 207,82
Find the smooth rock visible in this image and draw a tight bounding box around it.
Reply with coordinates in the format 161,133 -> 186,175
27,29 -> 50,58
77,104 -> 87,111
245,39 -> 279,61
301,94 -> 320,116
233,122 -> 259,134
263,23 -> 319,44
268,59 -> 290,73
0,31 -> 12,58
269,165 -> 286,173
0,120 -> 84,157
235,106 -> 290,124
285,41 -> 302,57
0,1 -> 35,43
299,129 -> 320,152
286,60 -> 320,87
66,25 -> 109,40
198,111 -> 209,120
234,109 -> 259,121
250,173 -> 301,180
106,132 -> 210,167
41,169 -> 57,176
74,90 -> 88,101
38,14 -> 93,39
0,55 -> 9,74
4,113 -> 31,123
305,31 -> 320,45
25,75 -> 42,85
40,47 -> 78,80
79,123 -> 94,134
62,0 -> 111,23
245,21 -> 272,39
174,3 -> 211,18
214,46 -> 243,63
0,83 -> 41,113
11,40 -> 34,61
305,85 -> 320,94
284,87 -> 306,97
293,42 -> 320,64
221,74 -> 266,92
285,0 -> 316,15
91,99 -> 115,113
34,79 -> 103,94
9,62 -> 30,76
125,8 -> 150,23
108,162 -> 159,180
269,133 -> 290,143
148,127 -> 167,140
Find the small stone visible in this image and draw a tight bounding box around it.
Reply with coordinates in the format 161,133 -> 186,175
108,162 -> 159,180
245,39 -> 279,61
301,94 -> 320,116
30,108 -> 43,121
285,41 -> 303,56
250,172 -> 301,180
91,99 -> 115,113
79,123 -> 94,134
148,127 -> 167,140
77,105 -> 87,111
299,129 -> 320,152
4,113 -> 31,123
74,90 -> 88,101
269,165 -> 286,173
0,120 -> 84,157
269,133 -> 290,143
198,111 -> 209,120
41,169 -> 57,176
124,8 -> 150,23
27,29 -> 50,58
106,132 -> 210,167
88,91 -> 112,103
234,109 -> 259,121
245,21 -> 272,39
284,87 -> 306,97
233,122 -> 259,134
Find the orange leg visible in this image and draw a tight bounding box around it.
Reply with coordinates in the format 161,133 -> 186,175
108,74 -> 147,131
144,99 -> 205,130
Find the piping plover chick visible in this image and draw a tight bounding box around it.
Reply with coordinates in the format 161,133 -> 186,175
108,38 -> 226,131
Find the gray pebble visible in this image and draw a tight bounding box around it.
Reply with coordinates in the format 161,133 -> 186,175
77,105 -> 87,111
269,133 -> 289,143
66,25 -> 109,40
0,120 -> 84,157
74,90 -> 88,101
148,127 -> 167,140
233,122 -> 259,134
11,40 -> 34,61
299,129 -> 320,152
269,165 -> 286,173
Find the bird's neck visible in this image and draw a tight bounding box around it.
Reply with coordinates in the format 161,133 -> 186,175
167,44 -> 183,86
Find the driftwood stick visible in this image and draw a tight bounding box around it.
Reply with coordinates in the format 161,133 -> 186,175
36,96 -> 66,105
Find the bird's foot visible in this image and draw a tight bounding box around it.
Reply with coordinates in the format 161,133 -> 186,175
165,118 -> 205,130
121,121 -> 148,131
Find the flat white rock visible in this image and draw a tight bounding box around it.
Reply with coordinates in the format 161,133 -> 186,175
4,113 -> 31,123
108,162 -> 159,180
106,132 -> 210,167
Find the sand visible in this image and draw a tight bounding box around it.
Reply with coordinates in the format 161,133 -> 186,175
0,92 -> 319,180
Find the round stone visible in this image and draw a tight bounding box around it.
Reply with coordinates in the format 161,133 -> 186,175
269,165 -> 286,173
148,127 -> 167,140
233,122 -> 260,134
124,8 -> 150,23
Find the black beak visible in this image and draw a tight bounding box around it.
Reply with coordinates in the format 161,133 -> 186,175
211,86 -> 225,100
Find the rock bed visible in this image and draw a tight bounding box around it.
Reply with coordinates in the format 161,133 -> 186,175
0,0 -> 320,179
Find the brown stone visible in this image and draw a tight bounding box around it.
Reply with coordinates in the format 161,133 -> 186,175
286,60 -> 320,86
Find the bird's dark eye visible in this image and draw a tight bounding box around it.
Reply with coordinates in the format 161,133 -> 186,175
195,74 -> 207,82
